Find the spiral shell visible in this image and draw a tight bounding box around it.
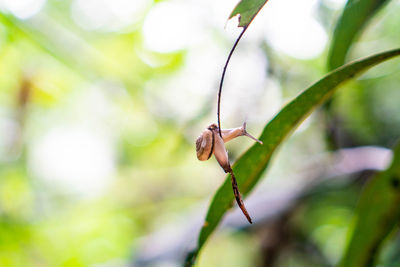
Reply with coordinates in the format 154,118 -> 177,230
196,124 -> 217,161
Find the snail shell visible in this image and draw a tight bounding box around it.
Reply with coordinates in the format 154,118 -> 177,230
196,124 -> 217,161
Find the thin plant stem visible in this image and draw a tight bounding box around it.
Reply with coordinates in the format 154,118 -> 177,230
217,26 -> 248,137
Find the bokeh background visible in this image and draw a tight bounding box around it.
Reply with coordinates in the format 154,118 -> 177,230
0,0 -> 400,266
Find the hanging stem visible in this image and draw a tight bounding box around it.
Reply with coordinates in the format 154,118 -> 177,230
229,169 -> 252,223
217,26 -> 248,137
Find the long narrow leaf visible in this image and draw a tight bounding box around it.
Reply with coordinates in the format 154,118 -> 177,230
186,48 -> 400,266
328,0 -> 390,70
340,142 -> 400,267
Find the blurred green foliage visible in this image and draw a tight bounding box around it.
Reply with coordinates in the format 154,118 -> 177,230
0,0 -> 399,266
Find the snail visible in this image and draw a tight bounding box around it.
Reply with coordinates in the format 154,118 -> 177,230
196,122 -> 262,223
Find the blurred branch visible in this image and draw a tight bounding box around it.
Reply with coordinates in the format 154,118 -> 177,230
7,74 -> 32,161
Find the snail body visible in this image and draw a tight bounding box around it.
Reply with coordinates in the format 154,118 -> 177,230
195,122 -> 262,223
196,122 -> 262,166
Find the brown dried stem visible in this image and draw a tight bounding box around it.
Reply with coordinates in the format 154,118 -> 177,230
229,169 -> 252,223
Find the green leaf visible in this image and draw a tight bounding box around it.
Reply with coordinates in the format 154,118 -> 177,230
185,48 -> 400,266
229,0 -> 269,28
328,0 -> 391,70
340,142 -> 400,267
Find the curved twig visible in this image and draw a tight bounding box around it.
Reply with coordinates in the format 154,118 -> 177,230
217,26 -> 248,137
